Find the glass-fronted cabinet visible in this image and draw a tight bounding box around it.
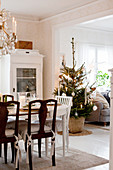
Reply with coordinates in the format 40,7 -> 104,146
17,68 -> 36,93
13,62 -> 42,100
0,50 -> 44,100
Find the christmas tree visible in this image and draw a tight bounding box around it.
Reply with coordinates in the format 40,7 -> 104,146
54,38 -> 95,119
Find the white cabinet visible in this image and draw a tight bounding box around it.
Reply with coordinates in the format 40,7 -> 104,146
0,49 -> 44,100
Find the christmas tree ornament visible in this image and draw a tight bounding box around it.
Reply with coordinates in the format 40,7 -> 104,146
93,105 -> 97,111
75,112 -> 78,116
72,91 -> 75,97
62,93 -> 66,96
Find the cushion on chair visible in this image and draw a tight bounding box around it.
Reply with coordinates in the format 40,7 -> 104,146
94,91 -> 109,109
19,123 -> 51,141
101,91 -> 110,106
5,129 -> 22,140
5,129 -> 14,137
101,108 -> 110,116
6,119 -> 28,129
45,117 -> 62,132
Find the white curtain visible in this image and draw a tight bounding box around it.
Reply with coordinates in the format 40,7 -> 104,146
105,46 -> 113,71
76,42 -> 96,85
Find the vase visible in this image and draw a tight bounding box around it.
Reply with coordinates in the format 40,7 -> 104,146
69,117 -> 85,133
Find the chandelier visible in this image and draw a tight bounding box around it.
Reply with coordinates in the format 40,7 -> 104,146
0,0 -> 17,56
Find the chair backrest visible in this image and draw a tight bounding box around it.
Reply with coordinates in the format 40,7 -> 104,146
28,99 -> 57,135
3,95 -> 14,102
0,101 -> 19,139
55,96 -> 72,125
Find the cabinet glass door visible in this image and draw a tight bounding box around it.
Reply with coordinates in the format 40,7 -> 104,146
17,68 -> 36,93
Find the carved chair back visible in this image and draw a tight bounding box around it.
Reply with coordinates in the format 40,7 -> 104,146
0,101 -> 19,141
28,99 -> 57,136
55,96 -> 72,125
3,95 -> 14,102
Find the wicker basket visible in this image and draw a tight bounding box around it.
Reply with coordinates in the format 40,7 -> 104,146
69,117 -> 85,133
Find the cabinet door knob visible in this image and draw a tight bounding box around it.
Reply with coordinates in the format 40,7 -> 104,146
13,88 -> 15,92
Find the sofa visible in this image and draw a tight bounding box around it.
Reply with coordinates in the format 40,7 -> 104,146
86,91 -> 110,126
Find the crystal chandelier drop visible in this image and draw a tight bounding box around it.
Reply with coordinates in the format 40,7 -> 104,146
0,0 -> 17,56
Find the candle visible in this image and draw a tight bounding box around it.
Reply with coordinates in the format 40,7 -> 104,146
14,20 -> 17,34
65,87 -> 67,91
90,101 -> 93,105
12,17 -> 15,33
19,95 -> 26,108
58,79 -> 60,96
80,104 -> 83,109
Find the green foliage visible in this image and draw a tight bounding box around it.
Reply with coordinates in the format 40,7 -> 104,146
54,64 -> 95,119
96,71 -> 110,87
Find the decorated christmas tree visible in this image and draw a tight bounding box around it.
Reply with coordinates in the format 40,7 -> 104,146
54,38 -> 96,119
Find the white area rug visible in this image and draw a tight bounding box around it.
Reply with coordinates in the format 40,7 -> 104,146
0,147 -> 109,170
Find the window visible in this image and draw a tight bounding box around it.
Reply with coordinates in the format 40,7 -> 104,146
77,43 -> 113,90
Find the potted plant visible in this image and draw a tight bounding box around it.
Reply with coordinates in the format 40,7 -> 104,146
96,71 -> 110,91
54,38 -> 95,133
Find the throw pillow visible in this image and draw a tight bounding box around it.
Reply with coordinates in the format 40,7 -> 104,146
101,92 -> 110,106
94,91 -> 109,109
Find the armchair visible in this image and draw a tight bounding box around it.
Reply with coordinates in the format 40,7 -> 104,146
86,91 -> 110,126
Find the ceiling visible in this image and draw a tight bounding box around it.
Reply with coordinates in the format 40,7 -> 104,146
1,0 -> 97,20
1,0 -> 113,32
78,15 -> 113,32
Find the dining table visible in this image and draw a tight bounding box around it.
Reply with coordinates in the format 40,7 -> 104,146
7,103 -> 69,157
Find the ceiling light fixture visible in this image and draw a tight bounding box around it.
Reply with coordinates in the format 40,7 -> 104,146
0,0 -> 17,56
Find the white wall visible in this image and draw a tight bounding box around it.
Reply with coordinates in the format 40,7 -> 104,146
59,26 -> 113,68
36,0 -> 113,99
16,20 -> 39,50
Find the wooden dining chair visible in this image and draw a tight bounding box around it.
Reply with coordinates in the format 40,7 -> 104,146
0,101 -> 20,169
55,96 -> 72,150
2,94 -> 14,102
0,94 -> 14,159
45,96 -> 72,151
26,99 -> 57,170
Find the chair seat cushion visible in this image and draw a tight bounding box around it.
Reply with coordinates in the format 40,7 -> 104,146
46,117 -> 62,122
6,119 -> 28,129
5,129 -> 14,137
101,108 -> 110,116
19,122 -> 51,140
45,117 -> 62,131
